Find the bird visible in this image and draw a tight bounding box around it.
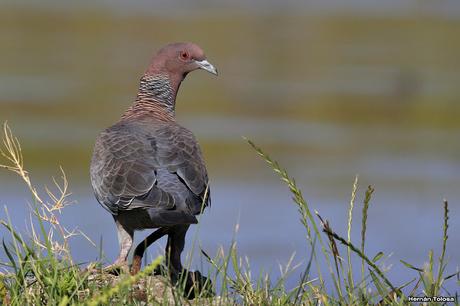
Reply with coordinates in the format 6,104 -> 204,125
90,42 -> 217,282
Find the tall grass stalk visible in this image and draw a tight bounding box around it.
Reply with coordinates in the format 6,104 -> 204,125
360,185 -> 374,291
434,200 -> 449,296
246,138 -> 344,302
346,175 -> 358,297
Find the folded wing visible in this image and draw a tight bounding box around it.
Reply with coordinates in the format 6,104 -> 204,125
90,122 -> 210,215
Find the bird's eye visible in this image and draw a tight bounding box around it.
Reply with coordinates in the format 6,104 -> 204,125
180,51 -> 189,60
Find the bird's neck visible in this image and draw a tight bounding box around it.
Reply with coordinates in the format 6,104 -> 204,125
122,74 -> 181,121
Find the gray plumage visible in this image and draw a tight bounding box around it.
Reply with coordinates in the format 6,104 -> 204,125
89,42 -> 217,280
90,119 -> 210,223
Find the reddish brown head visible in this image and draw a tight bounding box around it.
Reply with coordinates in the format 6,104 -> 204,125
122,42 -> 217,120
145,42 -> 217,81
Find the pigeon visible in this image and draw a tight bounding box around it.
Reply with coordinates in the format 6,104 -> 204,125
90,42 -> 217,281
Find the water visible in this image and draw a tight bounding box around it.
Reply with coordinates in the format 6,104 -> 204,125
0,1 -> 459,295
1,177 -> 459,293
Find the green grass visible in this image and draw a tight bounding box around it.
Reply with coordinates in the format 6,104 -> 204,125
0,122 -> 458,305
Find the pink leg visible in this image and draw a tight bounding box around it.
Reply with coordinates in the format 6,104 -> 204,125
115,220 -> 133,263
104,220 -> 133,274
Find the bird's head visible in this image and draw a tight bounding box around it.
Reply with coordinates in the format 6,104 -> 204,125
145,42 -> 218,80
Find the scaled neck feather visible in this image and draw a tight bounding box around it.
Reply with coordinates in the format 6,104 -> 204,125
122,74 -> 178,121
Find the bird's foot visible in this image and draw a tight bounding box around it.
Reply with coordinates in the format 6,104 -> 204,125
105,262 -> 130,275
85,261 -> 129,276
177,269 -> 214,299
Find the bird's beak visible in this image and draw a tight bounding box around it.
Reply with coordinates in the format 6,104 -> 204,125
195,59 -> 218,76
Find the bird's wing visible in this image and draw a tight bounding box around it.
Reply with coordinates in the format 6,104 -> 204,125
90,122 -> 210,215
155,124 -> 211,213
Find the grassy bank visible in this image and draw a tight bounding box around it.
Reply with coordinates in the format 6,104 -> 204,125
0,122 -> 458,305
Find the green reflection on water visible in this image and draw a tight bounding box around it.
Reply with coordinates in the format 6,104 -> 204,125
1,8 -> 459,180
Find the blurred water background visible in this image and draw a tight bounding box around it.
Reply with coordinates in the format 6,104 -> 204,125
1,0 -> 459,293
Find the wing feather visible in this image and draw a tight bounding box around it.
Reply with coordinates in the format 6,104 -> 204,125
90,121 -> 210,215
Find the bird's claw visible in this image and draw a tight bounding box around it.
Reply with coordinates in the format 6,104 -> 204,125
104,262 -> 130,275
178,269 -> 214,299
84,262 -> 130,276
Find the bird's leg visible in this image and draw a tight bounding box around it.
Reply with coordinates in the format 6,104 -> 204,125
104,220 -> 133,274
165,225 -> 189,284
130,227 -> 168,275
165,225 -> 213,299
